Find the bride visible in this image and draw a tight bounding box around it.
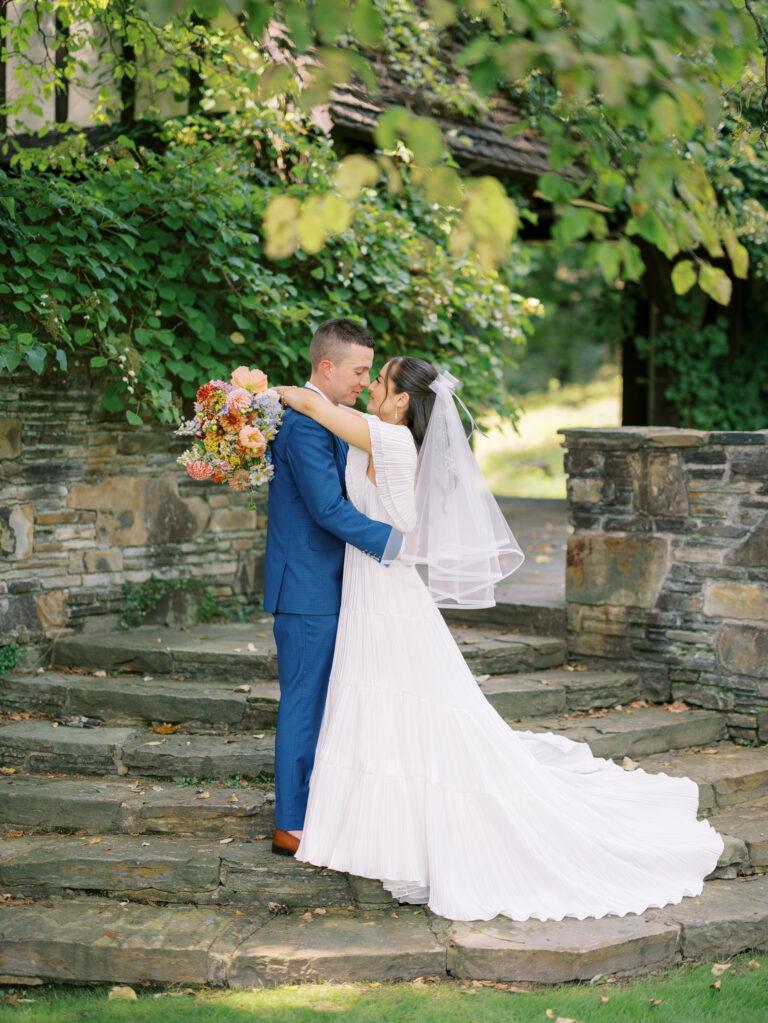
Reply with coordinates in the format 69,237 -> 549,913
275,358 -> 724,923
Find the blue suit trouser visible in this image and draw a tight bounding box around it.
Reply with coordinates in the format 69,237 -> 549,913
272,611 -> 340,830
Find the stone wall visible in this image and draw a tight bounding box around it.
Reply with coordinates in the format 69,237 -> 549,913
561,427 -> 768,743
0,369 -> 267,652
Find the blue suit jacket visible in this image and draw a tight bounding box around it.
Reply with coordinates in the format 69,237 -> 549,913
263,407 -> 395,615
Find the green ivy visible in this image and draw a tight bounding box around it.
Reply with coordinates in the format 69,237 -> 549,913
0,644 -> 20,674
119,574 -> 221,630
0,109 -> 532,427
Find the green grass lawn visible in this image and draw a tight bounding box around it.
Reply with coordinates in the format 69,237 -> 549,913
1,951 -> 764,1023
477,368 -> 621,499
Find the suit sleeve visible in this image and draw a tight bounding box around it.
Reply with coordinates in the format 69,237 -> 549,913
282,413 -> 396,561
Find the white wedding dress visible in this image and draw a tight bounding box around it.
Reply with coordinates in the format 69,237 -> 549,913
294,414 -> 725,922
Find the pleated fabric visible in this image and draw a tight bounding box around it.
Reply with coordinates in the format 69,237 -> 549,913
293,417 -> 725,922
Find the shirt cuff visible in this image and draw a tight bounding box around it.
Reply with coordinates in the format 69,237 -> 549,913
381,527 -> 404,565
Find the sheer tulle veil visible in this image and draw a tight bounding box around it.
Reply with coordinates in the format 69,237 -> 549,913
385,370 -> 525,608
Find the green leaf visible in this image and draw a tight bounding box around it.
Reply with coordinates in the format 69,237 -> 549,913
126,410 -> 143,426
23,346 -> 46,374
350,0 -> 384,47
698,264 -> 732,306
671,259 -> 697,295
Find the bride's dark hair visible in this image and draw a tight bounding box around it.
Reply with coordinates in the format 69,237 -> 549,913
383,357 -> 439,448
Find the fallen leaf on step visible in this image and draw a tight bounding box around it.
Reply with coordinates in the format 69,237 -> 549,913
533,555 -> 552,563
219,837 -> 234,844
0,767 -> 16,775
1,830 -> 24,840
196,792 -> 210,800
143,676 -> 154,682
102,930 -> 121,940
141,842 -> 150,847
85,836 -> 102,845
233,685 -> 251,692
144,741 -> 163,747
92,670 -> 108,678
666,700 -> 689,713
153,723 -> 178,734
475,674 -> 491,683
711,962 -> 732,976
622,757 -> 638,771
228,794 -> 239,803
108,986 -> 137,1001
301,911 -> 313,921
313,907 -> 327,915
247,643 -> 258,652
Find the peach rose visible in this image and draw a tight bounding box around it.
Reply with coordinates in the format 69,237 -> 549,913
231,366 -> 268,394
228,387 -> 253,411
238,425 -> 267,456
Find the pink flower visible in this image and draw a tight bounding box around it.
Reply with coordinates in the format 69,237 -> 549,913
228,387 -> 253,411
238,425 -> 267,456
231,366 -> 268,394
186,460 -> 214,480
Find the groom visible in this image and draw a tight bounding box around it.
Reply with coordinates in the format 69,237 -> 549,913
263,318 -> 402,856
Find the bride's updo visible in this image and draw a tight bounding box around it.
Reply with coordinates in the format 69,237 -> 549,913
384,357 -> 439,449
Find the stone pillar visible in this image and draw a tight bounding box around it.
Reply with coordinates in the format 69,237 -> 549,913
560,427 -> 768,743
1,370 -> 267,647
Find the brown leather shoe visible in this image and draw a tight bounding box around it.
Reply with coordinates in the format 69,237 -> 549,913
272,827 -> 300,856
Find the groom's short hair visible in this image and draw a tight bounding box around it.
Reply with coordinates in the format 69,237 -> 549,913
310,318 -> 374,369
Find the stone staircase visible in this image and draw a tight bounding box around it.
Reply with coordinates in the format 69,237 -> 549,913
0,617 -> 765,987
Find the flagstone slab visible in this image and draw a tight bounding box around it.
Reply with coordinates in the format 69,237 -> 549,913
480,669 -> 641,719
52,623 -> 279,680
446,912 -> 681,983
52,623 -> 566,682
644,875 -> 768,958
0,672 -> 251,726
0,775 -> 275,836
635,742 -> 768,812
121,732 -> 275,779
0,898 -> 263,985
507,706 -> 726,759
706,798 -> 768,870
0,835 -> 221,901
218,840 -> 353,908
227,908 -> 446,987
0,722 -> 137,774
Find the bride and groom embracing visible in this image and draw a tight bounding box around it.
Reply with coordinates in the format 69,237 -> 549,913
262,317 -> 724,923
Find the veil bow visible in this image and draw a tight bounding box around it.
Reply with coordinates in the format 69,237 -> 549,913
395,370 -> 525,608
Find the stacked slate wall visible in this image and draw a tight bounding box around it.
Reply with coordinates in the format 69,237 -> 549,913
561,427 -> 768,743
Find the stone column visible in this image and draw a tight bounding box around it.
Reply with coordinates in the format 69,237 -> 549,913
559,427 -> 768,743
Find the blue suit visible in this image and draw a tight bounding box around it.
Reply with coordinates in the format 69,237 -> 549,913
264,405 -> 396,829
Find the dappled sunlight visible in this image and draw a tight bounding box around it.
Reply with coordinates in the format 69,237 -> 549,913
1,954 -> 764,1023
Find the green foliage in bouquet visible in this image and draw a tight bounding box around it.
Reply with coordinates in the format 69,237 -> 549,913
0,108 -> 533,427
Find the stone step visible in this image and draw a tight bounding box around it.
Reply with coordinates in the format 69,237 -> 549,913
707,797 -> 768,876
0,705 -> 730,783
0,835 -> 357,908
443,598 -> 566,638
0,807 -> 752,908
0,670 -> 280,730
481,668 -> 642,720
634,742 -> 768,813
0,775 -> 275,837
51,622 -> 566,680
0,721 -> 275,780
0,875 -> 765,986
506,705 -> 728,760
0,667 -> 636,733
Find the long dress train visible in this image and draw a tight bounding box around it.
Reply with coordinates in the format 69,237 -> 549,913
294,414 -> 725,923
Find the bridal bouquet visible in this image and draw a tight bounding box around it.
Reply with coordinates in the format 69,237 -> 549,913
174,366 -> 284,508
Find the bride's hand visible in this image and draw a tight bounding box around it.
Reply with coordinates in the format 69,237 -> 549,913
275,386 -> 311,411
